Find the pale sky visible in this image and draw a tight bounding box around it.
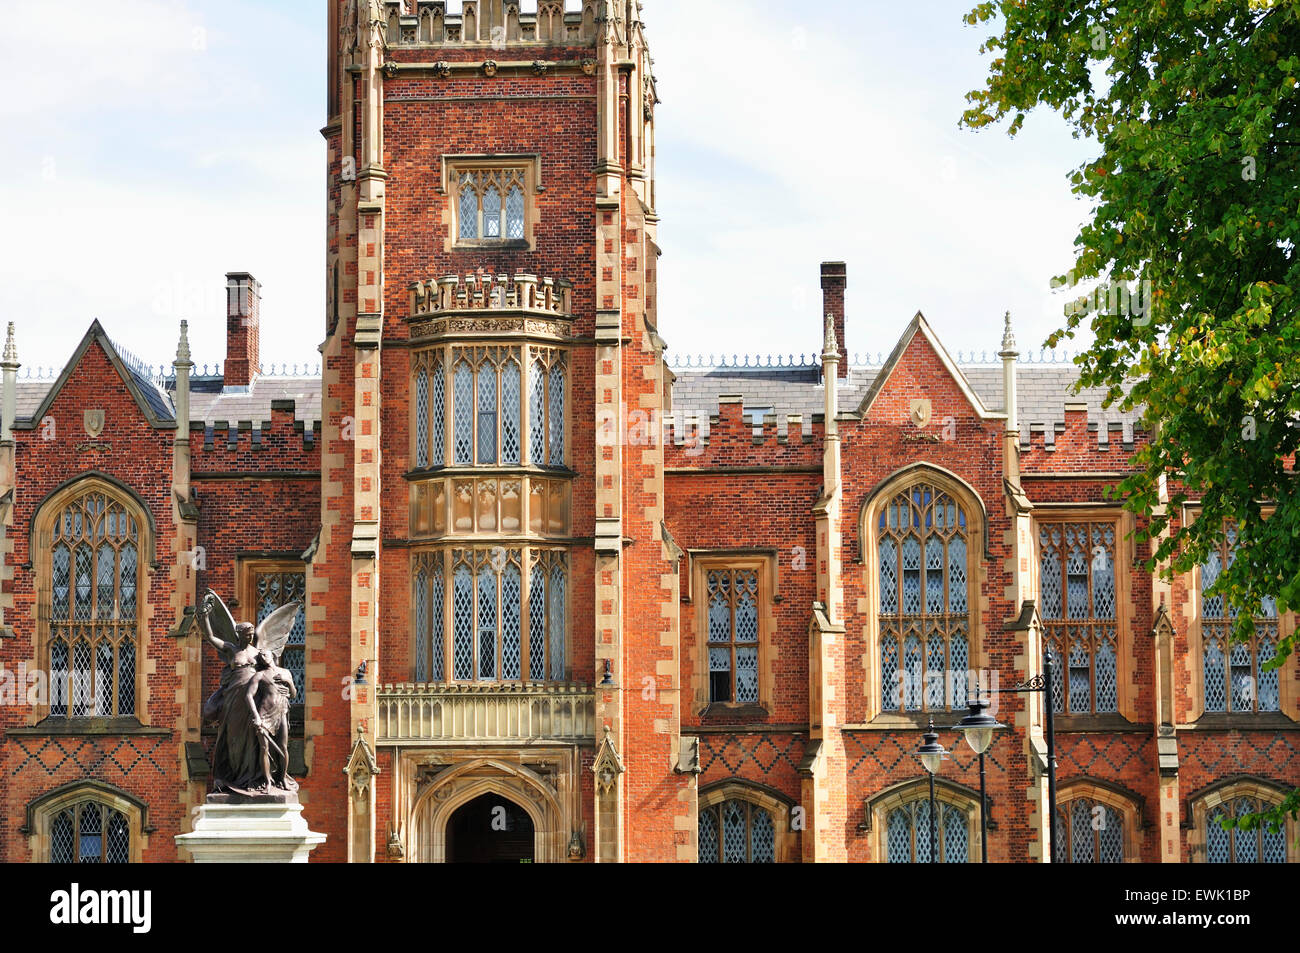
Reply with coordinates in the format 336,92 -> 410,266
0,0 -> 1098,376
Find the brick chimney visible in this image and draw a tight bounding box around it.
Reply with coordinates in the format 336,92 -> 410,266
225,272 -> 261,390
820,262 -> 847,379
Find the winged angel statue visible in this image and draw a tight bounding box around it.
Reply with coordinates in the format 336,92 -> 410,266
198,589 -> 303,796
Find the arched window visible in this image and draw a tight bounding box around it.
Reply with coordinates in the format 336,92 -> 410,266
1206,797 -> 1288,863
43,483 -> 146,720
1038,521 -> 1119,714
50,800 -> 131,864
27,781 -> 147,864
876,481 -> 972,712
885,799 -> 969,863
1054,797 -> 1124,863
1201,527 -> 1281,713
698,798 -> 776,863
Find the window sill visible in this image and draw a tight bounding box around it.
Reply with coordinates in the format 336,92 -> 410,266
1190,712 -> 1298,730
8,717 -> 170,737
451,239 -> 531,252
1053,714 -> 1149,733
403,464 -> 577,481
698,703 -> 770,725
853,712 -> 963,730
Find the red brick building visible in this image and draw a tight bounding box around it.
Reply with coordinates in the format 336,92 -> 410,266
0,0 -> 1295,863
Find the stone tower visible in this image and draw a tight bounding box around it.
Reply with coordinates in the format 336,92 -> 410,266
316,0 -> 686,863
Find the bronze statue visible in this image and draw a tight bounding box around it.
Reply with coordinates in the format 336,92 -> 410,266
198,589 -> 303,797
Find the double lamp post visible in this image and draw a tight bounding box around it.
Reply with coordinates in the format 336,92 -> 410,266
913,650 -> 1060,863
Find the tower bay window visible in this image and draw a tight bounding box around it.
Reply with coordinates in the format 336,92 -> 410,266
413,346 -> 566,470
412,547 -> 568,683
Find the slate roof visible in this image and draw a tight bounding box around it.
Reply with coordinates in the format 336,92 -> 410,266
669,363 -> 1142,442
15,374 -> 322,426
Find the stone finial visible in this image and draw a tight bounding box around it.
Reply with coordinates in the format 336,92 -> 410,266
1,322 -> 17,366
175,320 -> 192,366
1000,310 -> 1017,354
822,312 -> 839,360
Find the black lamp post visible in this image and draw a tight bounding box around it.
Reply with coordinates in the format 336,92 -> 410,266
913,720 -> 949,863
952,697 -> 1005,863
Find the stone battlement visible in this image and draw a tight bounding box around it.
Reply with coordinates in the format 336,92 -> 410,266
409,271 -> 574,317
192,399 -> 321,457
376,1 -> 600,50
1020,401 -> 1148,459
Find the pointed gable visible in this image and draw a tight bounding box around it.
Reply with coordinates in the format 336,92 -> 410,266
853,312 -> 999,421
15,321 -> 175,431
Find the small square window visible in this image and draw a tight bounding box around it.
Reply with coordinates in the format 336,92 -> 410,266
446,160 -> 534,249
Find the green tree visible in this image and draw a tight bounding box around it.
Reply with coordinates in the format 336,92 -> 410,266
962,0 -> 1300,839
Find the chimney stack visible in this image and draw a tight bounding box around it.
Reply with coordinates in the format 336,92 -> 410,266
820,262 -> 847,379
225,272 -> 261,390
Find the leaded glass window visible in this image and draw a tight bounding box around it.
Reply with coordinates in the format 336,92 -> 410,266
1201,531 -> 1281,713
417,548 -> 567,682
415,346 -> 563,471
482,186 -> 502,238
46,489 -> 142,719
548,363 -> 565,466
1206,797 -> 1288,863
413,552 -> 446,682
698,799 -> 776,863
878,484 -> 972,712
453,360 -> 474,464
506,185 -> 525,239
452,167 -> 529,245
526,347 -> 567,468
1054,798 -> 1124,863
49,801 -> 130,864
415,366 -> 430,468
458,347 -> 521,467
254,569 -> 307,724
705,568 -> 761,704
1038,521 -> 1119,715
885,800 -> 970,863
412,351 -> 445,469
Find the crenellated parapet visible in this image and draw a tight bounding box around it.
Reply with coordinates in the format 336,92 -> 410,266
409,271 -> 573,318
191,398 -> 322,467
375,0 -> 600,50
1019,401 -> 1151,468
663,396 -> 824,469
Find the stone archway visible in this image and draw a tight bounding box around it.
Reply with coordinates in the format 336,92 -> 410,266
411,758 -> 565,863
446,793 -> 535,863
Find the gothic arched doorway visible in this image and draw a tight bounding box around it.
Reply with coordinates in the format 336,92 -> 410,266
445,793 -> 535,863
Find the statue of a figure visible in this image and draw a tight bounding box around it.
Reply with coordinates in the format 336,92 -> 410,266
198,590 -> 303,797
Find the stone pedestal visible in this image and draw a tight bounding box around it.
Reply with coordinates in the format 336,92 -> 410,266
176,795 -> 326,863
